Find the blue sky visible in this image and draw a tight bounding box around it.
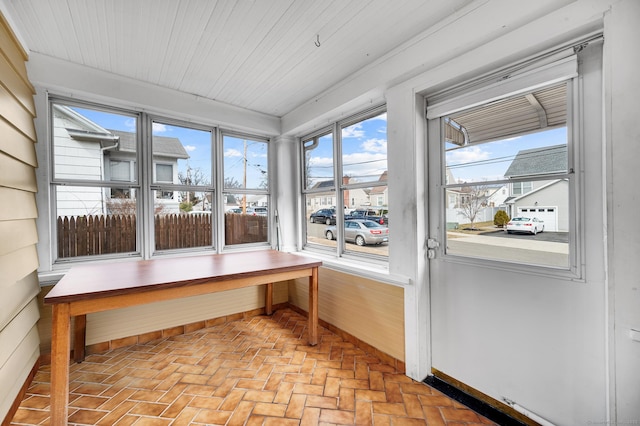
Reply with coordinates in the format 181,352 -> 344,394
306,112 -> 387,186
445,127 -> 567,183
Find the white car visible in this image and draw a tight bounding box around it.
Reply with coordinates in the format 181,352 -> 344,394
506,217 -> 544,235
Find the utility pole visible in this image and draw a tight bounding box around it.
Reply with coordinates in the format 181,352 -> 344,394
242,140 -> 247,213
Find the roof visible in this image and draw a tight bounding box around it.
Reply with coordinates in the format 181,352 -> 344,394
109,129 -> 189,159
504,144 -> 567,178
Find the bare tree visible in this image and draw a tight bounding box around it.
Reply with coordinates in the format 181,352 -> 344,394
178,166 -> 210,209
458,184 -> 489,230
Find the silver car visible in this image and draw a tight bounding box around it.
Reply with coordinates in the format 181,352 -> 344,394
325,219 -> 389,246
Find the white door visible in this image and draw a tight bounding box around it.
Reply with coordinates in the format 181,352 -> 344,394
424,46 -> 607,424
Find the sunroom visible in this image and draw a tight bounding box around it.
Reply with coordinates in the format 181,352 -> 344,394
1,1 -> 639,425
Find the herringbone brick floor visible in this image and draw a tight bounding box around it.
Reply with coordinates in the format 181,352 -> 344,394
10,309 -> 495,425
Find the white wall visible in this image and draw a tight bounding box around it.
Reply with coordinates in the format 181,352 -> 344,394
604,1 -> 640,423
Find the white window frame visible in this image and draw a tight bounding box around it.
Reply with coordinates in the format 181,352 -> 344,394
46,97 -> 272,266
301,104 -> 388,262
426,51 -> 584,279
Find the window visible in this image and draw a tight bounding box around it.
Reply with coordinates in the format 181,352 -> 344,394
432,80 -> 574,270
49,98 -> 270,262
51,102 -> 140,259
222,132 -> 269,246
302,106 -> 388,259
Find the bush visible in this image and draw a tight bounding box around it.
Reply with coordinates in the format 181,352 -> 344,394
180,201 -> 193,212
494,210 -> 510,228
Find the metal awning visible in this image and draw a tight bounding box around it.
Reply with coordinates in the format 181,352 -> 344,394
445,83 -> 566,146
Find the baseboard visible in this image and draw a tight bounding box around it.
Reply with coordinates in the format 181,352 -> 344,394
1,358 -> 40,426
426,369 -> 538,426
285,302 -> 405,373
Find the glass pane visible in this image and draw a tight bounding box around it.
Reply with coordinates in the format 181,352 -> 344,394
303,133 -> 333,190
223,135 -> 269,189
343,184 -> 389,257
153,190 -> 212,251
224,193 -> 269,245
445,181 -> 569,267
342,112 -> 387,183
305,195 -> 337,249
52,103 -> 137,182
156,164 -> 173,182
152,121 -> 212,186
441,82 -> 570,268
56,185 -> 137,258
445,127 -> 568,182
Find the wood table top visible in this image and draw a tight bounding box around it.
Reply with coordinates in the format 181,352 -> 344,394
45,250 -> 321,304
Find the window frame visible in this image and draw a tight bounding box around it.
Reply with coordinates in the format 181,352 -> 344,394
220,129 -> 272,249
47,96 -> 272,265
427,71 -> 582,279
301,104 -> 388,262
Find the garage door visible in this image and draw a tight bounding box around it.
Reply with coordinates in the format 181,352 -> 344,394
517,206 -> 558,231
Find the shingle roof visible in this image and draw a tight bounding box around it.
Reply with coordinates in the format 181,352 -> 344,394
109,129 -> 189,159
504,144 -> 567,178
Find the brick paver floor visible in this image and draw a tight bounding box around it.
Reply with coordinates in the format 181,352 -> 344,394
10,309 -> 495,425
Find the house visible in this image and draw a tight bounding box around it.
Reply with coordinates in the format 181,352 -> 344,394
53,105 -> 189,216
504,145 -> 568,231
2,1 -> 639,425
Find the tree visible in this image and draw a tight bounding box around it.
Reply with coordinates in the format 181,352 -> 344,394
458,184 -> 489,230
494,210 -> 510,228
178,166 -> 209,210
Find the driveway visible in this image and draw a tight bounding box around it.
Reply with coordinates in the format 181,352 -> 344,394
480,230 -> 569,243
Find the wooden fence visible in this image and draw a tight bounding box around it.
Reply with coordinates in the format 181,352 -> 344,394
57,213 -> 268,258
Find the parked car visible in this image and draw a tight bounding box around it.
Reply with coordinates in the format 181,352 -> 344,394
346,209 -> 388,225
325,219 -> 389,246
506,217 -> 544,234
253,206 -> 268,216
228,207 -> 256,215
310,208 -> 336,224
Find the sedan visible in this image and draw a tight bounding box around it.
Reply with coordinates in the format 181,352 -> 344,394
506,217 -> 544,235
325,219 -> 389,246
310,208 -> 336,225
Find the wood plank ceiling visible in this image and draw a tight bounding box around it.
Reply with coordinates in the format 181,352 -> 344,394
6,0 -> 475,117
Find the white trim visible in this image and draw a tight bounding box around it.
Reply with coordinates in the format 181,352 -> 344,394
427,54 -> 578,119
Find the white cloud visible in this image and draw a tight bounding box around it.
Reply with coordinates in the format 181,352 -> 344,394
342,123 -> 364,138
224,148 -> 242,157
125,118 -> 136,131
152,122 -> 168,132
446,146 -> 489,165
361,138 -> 387,154
184,145 -> 196,152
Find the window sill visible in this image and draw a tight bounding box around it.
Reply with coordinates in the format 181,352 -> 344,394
295,249 -> 411,288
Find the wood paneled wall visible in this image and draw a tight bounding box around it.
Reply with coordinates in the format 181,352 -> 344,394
289,267 -> 404,361
0,12 -> 41,423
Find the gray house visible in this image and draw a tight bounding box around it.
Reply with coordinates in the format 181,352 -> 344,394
504,144 -> 568,232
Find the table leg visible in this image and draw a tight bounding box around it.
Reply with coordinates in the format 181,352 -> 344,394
74,314 -> 87,363
50,303 -> 71,425
265,283 -> 273,315
308,267 -> 318,346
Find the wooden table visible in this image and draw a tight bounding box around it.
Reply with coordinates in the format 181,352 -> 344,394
44,250 -> 321,425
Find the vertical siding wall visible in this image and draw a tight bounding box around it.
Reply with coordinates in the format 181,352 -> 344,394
0,12 -> 41,423
289,268 -> 404,362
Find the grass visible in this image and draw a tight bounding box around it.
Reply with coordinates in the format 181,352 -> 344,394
450,221 -> 504,235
